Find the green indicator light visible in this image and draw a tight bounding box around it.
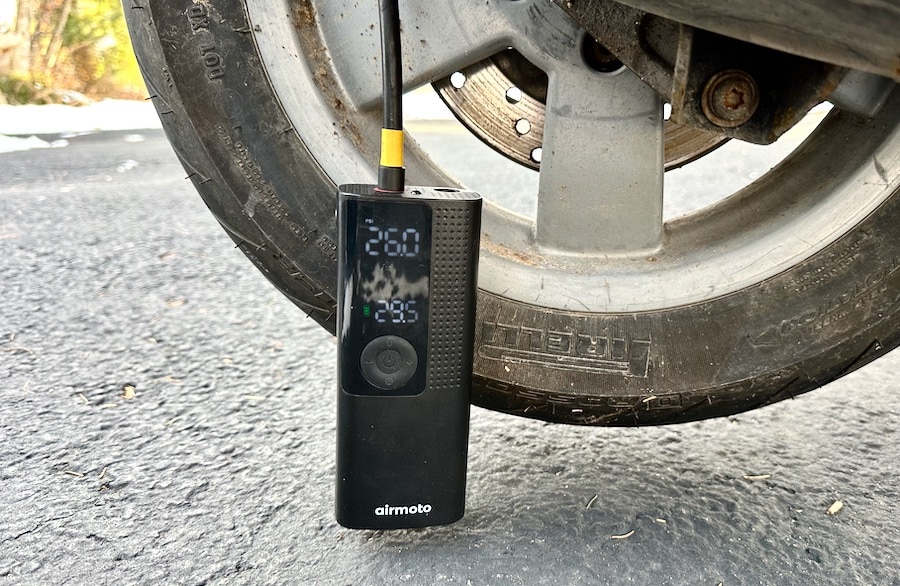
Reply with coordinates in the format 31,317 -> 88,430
362,304 -> 371,318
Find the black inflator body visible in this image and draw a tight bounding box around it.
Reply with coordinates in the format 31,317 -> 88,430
335,184 -> 481,529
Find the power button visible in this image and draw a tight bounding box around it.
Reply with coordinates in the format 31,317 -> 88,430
360,335 -> 418,390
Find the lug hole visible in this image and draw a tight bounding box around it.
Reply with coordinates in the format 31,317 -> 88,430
515,118 -> 531,135
450,72 -> 466,89
530,147 -> 542,163
505,86 -> 523,104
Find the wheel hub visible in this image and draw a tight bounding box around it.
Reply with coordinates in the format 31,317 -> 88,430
433,49 -> 728,171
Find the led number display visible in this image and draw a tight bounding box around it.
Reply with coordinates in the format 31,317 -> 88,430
373,299 -> 419,323
350,199 -> 431,338
365,226 -> 421,258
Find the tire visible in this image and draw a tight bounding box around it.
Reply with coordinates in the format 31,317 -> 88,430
124,0 -> 900,425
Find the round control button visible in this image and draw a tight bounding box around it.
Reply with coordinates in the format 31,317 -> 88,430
360,335 -> 418,390
377,350 -> 402,373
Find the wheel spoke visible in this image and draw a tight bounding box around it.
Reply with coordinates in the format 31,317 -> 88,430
315,2 -> 514,109
535,67 -> 665,255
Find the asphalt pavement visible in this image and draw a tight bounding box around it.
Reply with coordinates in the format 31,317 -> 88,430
1,128 -> 899,585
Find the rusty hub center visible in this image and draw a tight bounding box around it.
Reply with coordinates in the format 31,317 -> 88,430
701,69 -> 760,128
433,50 -> 727,172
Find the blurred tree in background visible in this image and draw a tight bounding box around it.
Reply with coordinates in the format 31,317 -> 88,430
0,0 -> 145,103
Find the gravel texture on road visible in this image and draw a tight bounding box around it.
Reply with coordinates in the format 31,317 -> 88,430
1,130 -> 899,585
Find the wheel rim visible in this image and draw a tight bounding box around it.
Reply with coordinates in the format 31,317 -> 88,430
249,0 -> 900,312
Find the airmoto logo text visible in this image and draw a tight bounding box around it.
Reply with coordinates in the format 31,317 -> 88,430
375,503 -> 433,516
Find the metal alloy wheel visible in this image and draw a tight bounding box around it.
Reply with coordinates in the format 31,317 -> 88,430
254,0 -> 898,312
125,0 -> 900,424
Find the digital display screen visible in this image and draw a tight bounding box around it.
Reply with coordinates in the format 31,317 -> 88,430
341,198 -> 431,394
